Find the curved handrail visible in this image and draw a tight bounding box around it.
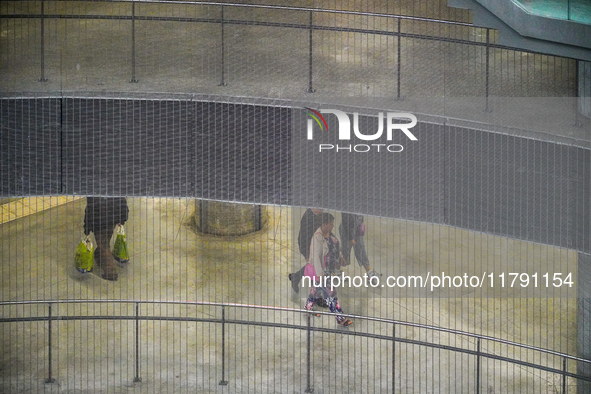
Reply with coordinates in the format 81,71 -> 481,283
3,0 -> 542,54
6,0 -> 474,27
2,298 -> 590,367
4,0 -> 574,56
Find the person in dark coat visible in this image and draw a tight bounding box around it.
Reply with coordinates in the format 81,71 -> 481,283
288,208 -> 323,293
339,212 -> 381,279
84,197 -> 129,281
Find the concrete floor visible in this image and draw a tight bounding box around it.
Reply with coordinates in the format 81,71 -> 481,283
0,198 -> 580,392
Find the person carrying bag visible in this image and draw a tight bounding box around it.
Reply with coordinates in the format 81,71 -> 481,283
82,197 -> 130,281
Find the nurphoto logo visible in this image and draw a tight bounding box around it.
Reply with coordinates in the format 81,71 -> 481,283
304,108 -> 417,153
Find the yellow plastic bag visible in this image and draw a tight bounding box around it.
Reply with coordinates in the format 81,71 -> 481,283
75,236 -> 94,273
113,224 -> 129,264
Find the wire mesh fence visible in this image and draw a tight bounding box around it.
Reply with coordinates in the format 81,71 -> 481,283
1,0 -> 591,393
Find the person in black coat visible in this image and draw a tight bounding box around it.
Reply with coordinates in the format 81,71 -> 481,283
339,212 -> 381,279
84,197 -> 129,281
288,208 -> 323,293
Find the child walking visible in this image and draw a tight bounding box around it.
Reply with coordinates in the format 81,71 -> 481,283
303,213 -> 353,326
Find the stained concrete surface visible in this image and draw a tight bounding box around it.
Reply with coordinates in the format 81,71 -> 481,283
0,198 -> 580,392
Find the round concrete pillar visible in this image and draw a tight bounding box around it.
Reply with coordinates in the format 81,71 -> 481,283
578,252 -> 591,392
194,200 -> 265,236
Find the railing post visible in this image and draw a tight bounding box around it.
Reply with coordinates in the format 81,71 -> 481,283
306,10 -> 315,93
45,302 -> 55,383
305,313 -> 314,393
484,28 -> 490,112
219,305 -> 228,385
133,302 -> 141,382
218,5 -> 227,86
562,356 -> 567,393
38,0 -> 48,82
392,323 -> 396,393
397,17 -> 401,99
476,338 -> 481,394
130,1 -> 138,83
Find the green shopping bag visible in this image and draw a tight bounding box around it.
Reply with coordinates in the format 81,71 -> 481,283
75,236 -> 94,273
113,224 -> 129,264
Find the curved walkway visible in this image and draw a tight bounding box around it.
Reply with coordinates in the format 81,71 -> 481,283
0,197 -> 584,392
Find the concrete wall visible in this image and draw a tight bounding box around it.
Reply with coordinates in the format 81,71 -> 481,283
1,98 -> 292,202
291,108 -> 590,254
1,97 -> 589,254
449,0 -> 591,61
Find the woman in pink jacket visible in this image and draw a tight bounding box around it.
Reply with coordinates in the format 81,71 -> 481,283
303,213 -> 353,326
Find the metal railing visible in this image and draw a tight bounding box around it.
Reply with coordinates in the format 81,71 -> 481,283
1,299 -> 590,392
0,0 -> 578,102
